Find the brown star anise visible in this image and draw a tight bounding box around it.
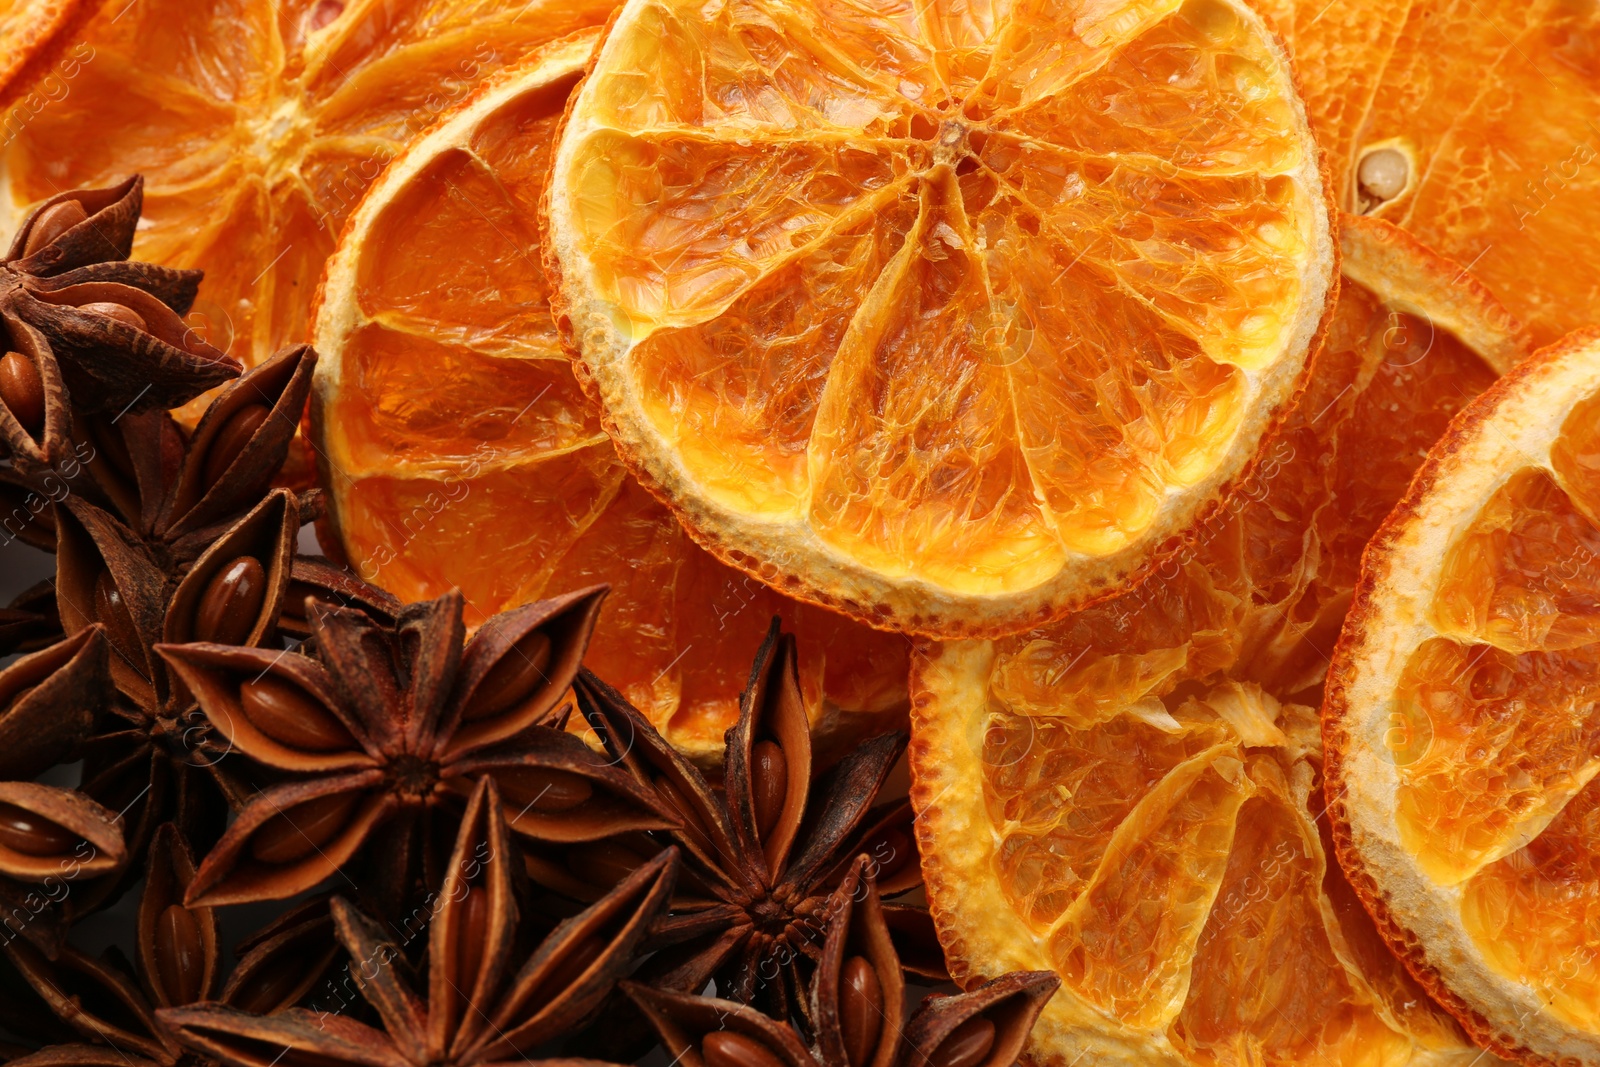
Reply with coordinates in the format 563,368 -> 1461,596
157,777 -> 677,1067
626,856 -> 1058,1067
0,821 -> 314,1067
548,620 -> 922,1030
0,175 -> 237,434
157,586 -> 678,913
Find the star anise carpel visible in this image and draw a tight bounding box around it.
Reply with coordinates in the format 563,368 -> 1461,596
557,620 -> 922,1028
156,585 -> 679,910
625,856 -> 1058,1067
157,777 -> 677,1067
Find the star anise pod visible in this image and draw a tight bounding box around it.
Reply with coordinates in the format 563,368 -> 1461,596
0,177 -> 237,432
158,777 -> 677,1067
44,343 -> 322,870
2,823 -> 221,1067
551,620 -> 921,1031
157,586 -> 679,912
625,856 -> 1058,1067
0,581 -> 61,656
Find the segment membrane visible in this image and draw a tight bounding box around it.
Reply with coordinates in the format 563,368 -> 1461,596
807,178 -> 1059,593
628,189 -> 918,517
1433,466 -> 1600,653
982,710 -> 1228,925
570,129 -> 910,328
1391,637 -> 1600,885
1046,744 -> 1248,1029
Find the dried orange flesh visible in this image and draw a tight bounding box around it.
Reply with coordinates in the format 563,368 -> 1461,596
311,35 -> 909,764
0,0 -> 96,111
1326,335 -> 1600,1063
909,217 -> 1526,1066
0,0 -> 616,420
1261,0 -> 1600,348
545,0 -> 1335,636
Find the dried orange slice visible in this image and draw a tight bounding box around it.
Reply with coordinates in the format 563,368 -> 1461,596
0,0 -> 616,421
310,33 -> 909,763
1325,334 -> 1600,1065
909,216 -> 1528,1065
543,0 -> 1336,638
0,0 -> 98,111
1259,0 -> 1600,348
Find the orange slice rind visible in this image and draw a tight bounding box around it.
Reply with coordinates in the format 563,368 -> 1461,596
543,0 -> 1336,638
908,217 -> 1530,1066
1325,332 -> 1600,1066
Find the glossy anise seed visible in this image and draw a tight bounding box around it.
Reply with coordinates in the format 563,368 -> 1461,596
201,402 -> 270,487
80,301 -> 148,331
464,630 -> 552,721
751,738 -> 787,838
0,351 -> 44,435
155,903 -> 206,1005
194,556 -> 267,644
926,1017 -> 996,1067
529,929 -> 605,1003
702,1031 -> 786,1067
239,676 -> 352,751
868,826 -> 915,879
0,802 -> 79,855
455,882 -> 489,996
250,793 -> 359,864
22,198 -> 88,256
94,570 -> 143,655
841,955 -> 884,1067
498,767 -> 593,813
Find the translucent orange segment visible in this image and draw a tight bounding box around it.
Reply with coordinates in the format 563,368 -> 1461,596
583,0 -> 938,134
328,323 -> 600,470
1048,745 -> 1248,1028
629,191 -> 917,517
1391,3 -> 1600,344
80,0 -> 275,105
1433,467 -> 1600,653
5,59 -> 237,198
1463,775 -> 1600,1030
1391,637 -> 1600,884
807,179 -> 1058,591
354,147 -> 555,353
974,195 -> 1242,550
920,0 -> 1011,97
1553,385 -> 1600,526
1173,784 -> 1405,1065
335,449 -> 624,628
976,0 -> 1177,112
983,139 -> 1312,370
983,713 -> 1228,925
994,0 -> 1305,176
570,129 -> 910,326
266,187 -> 338,366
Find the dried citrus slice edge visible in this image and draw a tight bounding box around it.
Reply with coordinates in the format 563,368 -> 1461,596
543,0 -> 1337,639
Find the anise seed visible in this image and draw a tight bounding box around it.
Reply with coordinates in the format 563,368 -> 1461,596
0,801 -> 80,856
0,351 -> 45,435
703,1031 -> 787,1067
201,402 -> 270,487
867,825 -> 915,880
94,570 -> 143,657
751,738 -> 787,838
155,902 -> 206,1005
249,792 -> 359,864
463,630 -> 553,721
239,676 -> 352,751
926,1017 -> 996,1067
227,956 -> 305,1014
498,767 -> 593,813
840,955 -> 884,1067
79,301 -> 148,332
21,199 -> 88,257
528,933 -> 606,1005
193,556 -> 267,645
455,882 -> 489,998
